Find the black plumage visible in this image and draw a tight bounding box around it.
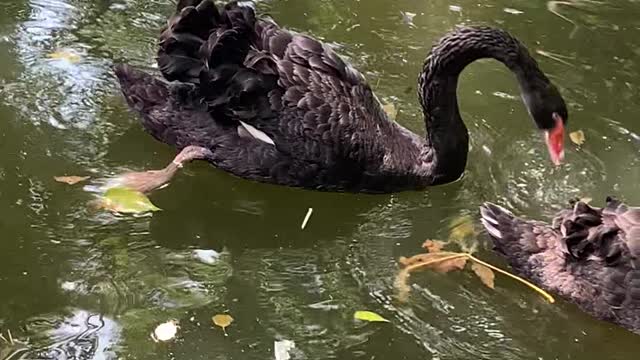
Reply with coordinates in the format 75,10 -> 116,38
114,0 -> 568,192
480,197 -> 640,334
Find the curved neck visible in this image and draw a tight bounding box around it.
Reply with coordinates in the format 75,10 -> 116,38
418,26 -> 549,183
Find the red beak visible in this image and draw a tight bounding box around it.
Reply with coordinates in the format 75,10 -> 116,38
544,113 -> 565,166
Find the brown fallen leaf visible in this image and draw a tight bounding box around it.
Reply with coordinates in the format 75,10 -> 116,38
471,262 -> 495,289
54,176 -> 90,185
394,244 -> 555,303
400,252 -> 454,267
422,239 -> 445,253
400,252 -> 468,273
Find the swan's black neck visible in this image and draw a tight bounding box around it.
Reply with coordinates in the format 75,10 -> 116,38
418,26 -> 549,184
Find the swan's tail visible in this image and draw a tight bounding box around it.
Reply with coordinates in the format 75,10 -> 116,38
113,64 -> 208,147
113,64 -> 169,114
479,202 -> 550,269
157,0 -> 256,84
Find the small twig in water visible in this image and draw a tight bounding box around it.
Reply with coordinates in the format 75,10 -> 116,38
536,49 -> 575,67
467,254 -> 555,303
301,208 -> 313,229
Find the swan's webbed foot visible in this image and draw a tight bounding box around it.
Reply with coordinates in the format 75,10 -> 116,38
107,146 -> 213,194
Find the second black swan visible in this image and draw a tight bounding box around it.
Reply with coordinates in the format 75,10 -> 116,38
480,198 -> 640,334
114,0 -> 568,193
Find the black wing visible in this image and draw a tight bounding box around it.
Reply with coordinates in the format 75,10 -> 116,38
156,1 -> 393,170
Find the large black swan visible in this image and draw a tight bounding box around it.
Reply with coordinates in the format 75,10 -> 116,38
114,0 -> 568,193
480,198 -> 640,334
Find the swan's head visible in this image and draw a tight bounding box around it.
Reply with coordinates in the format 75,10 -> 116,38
521,81 -> 568,166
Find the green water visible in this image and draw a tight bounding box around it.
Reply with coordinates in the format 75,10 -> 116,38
0,0 -> 639,359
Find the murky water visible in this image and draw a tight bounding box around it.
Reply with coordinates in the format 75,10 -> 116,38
0,0 -> 639,359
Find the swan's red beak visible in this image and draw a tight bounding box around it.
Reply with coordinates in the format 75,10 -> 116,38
544,113 -> 565,166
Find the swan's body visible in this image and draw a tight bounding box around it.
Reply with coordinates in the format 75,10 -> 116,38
114,0 -> 568,193
481,198 -> 640,334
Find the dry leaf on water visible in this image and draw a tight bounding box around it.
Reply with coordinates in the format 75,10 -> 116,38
569,130 -> 585,145
399,252 -> 467,272
212,314 -> 234,336
48,50 -> 81,63
394,245 -> 555,303
471,262 -> 495,289
422,239 -> 445,253
54,176 -> 90,185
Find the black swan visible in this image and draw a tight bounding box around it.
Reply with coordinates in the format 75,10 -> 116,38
114,0 -> 568,193
480,198 -> 640,334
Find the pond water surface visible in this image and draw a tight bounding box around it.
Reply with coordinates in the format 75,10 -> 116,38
0,0 -> 639,359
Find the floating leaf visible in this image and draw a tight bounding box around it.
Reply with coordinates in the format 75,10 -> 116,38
354,310 -> 389,323
449,215 -> 475,241
400,252 -> 467,273
152,320 -> 179,342
54,175 -> 90,185
100,187 -> 161,214
471,262 -> 495,289
569,130 -> 586,145
422,239 -> 445,253
382,103 -> 398,121
48,50 -> 81,63
212,314 -> 234,336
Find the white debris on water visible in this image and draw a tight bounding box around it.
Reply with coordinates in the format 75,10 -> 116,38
192,249 -> 220,265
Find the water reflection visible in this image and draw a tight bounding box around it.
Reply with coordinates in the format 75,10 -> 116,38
3,310 -> 120,360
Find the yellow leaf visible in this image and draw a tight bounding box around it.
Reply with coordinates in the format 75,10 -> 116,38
382,103 -> 397,121
471,262 -> 495,289
354,310 -> 389,323
569,130 -> 585,145
99,187 -> 161,214
422,239 -> 445,253
212,314 -> 234,336
48,50 -> 81,63
54,175 -> 90,185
